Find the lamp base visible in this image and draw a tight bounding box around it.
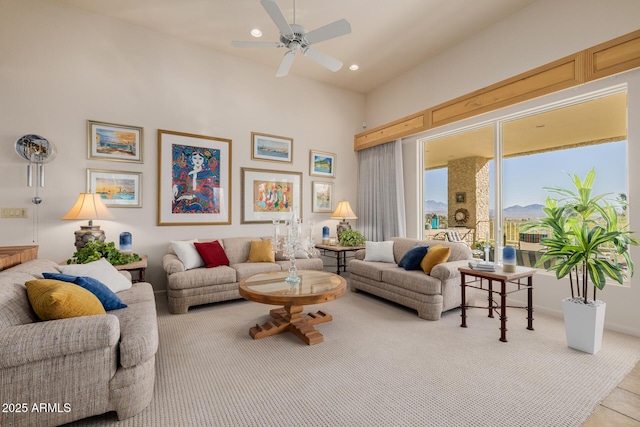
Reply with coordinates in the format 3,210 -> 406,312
336,221 -> 351,240
74,225 -> 106,251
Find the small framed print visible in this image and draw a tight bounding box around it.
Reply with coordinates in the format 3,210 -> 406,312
309,150 -> 336,178
312,181 -> 334,213
456,192 -> 466,203
88,120 -> 143,163
241,168 -> 302,224
251,132 -> 293,163
87,169 -> 142,208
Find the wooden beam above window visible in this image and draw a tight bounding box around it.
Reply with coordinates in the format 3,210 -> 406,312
354,29 -> 640,151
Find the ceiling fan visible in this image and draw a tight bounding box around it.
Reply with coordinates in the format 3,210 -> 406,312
231,0 -> 351,77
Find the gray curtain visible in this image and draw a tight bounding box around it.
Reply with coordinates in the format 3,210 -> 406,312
356,139 -> 406,241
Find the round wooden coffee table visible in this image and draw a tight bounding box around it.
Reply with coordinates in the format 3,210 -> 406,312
238,270 -> 346,345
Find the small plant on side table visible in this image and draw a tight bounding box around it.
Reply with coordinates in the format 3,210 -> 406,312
67,241 -> 141,265
338,229 -> 366,247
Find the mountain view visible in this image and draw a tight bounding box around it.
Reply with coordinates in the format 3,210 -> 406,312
425,200 -> 545,220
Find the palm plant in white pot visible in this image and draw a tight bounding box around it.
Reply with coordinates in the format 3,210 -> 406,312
529,168 -> 638,354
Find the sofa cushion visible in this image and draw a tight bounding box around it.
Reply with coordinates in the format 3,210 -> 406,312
60,258 -> 132,293
232,262 -> 281,282
170,239 -> 204,270
380,268 -> 442,295
167,265 -> 238,290
43,273 -> 127,311
221,237 -> 257,264
364,241 -> 395,263
398,246 -> 429,270
420,245 -> 451,274
194,240 -> 230,268
390,237 -> 424,263
349,259 -> 398,282
25,279 -> 106,320
247,240 -> 275,263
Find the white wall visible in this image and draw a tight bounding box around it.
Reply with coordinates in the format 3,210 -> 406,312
0,0 -> 365,290
369,0 -> 640,335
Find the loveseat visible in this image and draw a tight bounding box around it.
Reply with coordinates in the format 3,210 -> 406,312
349,237 -> 473,320
0,258 -> 158,427
162,237 -> 323,314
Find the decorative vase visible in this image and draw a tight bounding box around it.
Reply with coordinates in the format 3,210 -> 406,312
562,297 -> 606,354
119,232 -> 132,253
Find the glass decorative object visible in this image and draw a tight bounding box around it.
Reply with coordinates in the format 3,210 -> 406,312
272,215 -> 319,284
120,232 -> 132,253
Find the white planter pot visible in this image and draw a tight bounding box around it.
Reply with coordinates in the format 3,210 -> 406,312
562,297 -> 606,354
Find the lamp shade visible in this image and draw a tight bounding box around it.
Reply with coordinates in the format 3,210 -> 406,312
61,193 -> 114,221
331,200 -> 357,220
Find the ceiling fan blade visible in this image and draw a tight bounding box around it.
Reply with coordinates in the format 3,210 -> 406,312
231,40 -> 284,48
304,19 -> 351,45
276,50 -> 296,77
302,47 -> 343,72
260,0 -> 294,39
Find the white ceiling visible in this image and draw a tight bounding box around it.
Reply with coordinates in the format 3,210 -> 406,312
56,0 -> 537,94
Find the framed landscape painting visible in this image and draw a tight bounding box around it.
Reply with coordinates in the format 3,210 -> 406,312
88,120 -> 143,163
87,169 -> 142,208
309,150 -> 336,178
157,129 -> 232,225
312,181 -> 334,213
241,167 -> 302,224
251,132 -> 293,163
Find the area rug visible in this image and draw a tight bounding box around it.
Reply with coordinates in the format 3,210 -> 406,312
67,289 -> 640,427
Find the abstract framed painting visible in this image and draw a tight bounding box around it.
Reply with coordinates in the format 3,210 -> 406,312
87,169 -> 142,208
157,129 -> 232,225
311,181 -> 334,213
251,132 -> 293,163
241,167 -> 302,224
87,120 -> 143,163
309,150 -> 336,178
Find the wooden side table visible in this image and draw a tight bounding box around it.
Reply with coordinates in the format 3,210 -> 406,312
314,244 -> 365,275
459,265 -> 535,342
115,255 -> 148,283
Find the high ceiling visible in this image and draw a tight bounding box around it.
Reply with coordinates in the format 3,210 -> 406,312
56,0 -> 537,94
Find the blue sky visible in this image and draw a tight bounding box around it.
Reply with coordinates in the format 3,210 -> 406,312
424,141 -> 627,206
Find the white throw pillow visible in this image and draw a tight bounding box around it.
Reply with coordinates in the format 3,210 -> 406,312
364,241 -> 395,263
60,258 -> 132,293
171,239 -> 204,270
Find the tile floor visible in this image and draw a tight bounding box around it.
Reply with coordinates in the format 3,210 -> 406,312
583,361 -> 640,426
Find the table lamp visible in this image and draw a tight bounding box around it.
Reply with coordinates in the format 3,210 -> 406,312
331,200 -> 357,238
61,193 -> 115,250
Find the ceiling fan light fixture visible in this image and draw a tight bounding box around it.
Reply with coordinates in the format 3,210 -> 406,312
250,28 -> 263,38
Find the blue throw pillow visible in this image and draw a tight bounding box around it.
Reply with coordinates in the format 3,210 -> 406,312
398,245 -> 429,270
43,272 -> 127,311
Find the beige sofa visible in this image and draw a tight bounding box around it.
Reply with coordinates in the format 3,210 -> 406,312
0,258 -> 158,427
349,237 -> 473,320
162,237 -> 323,314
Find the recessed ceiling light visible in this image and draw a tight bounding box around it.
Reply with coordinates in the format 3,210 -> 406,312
349,64 -> 359,71
251,28 -> 262,38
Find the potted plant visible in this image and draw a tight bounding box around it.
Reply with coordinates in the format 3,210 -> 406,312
527,168 -> 638,354
67,240 -> 141,265
338,229 -> 366,247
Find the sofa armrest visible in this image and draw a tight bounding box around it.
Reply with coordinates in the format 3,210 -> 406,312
429,259 -> 470,281
0,314 -> 120,369
163,253 -> 185,274
354,249 -> 366,260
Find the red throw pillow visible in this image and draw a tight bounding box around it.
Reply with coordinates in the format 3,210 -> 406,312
194,241 -> 229,268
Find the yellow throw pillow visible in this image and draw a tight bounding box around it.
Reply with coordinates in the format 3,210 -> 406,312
420,245 -> 451,274
25,279 -> 106,321
247,240 -> 275,263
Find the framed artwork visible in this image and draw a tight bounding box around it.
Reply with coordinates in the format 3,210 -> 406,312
251,132 -> 293,163
87,120 -> 143,163
456,192 -> 466,203
87,169 -> 142,208
311,181 -> 334,213
241,167 -> 302,224
157,129 -> 232,226
309,150 -> 336,178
